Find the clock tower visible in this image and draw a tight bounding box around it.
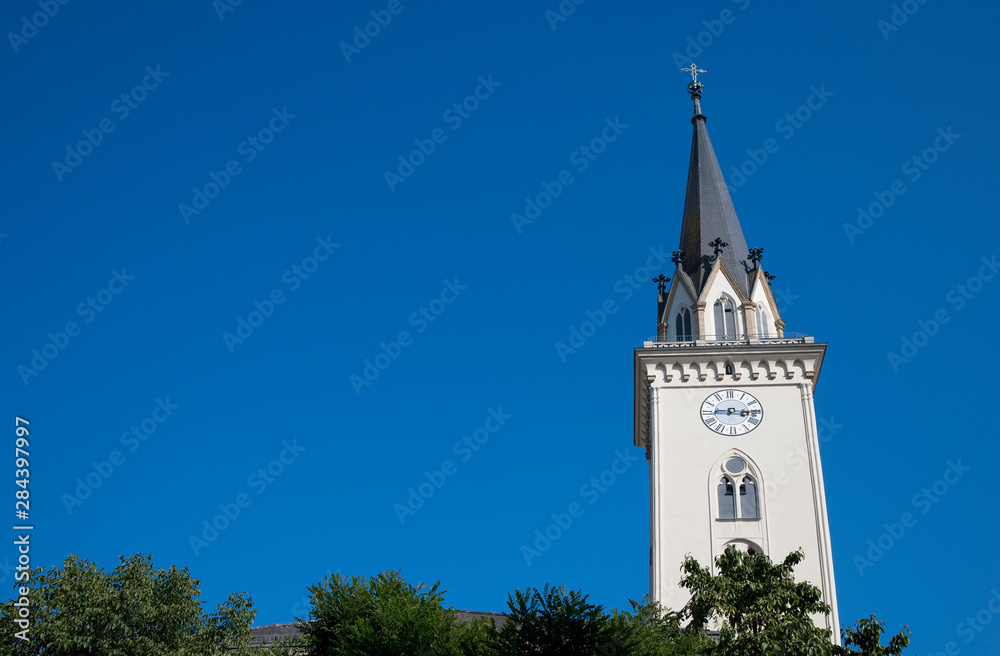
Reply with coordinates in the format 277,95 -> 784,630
634,69 -> 839,636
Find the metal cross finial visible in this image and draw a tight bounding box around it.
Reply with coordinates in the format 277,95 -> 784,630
652,274 -> 670,294
709,238 -> 728,257
682,64 -> 707,84
671,250 -> 686,265
748,247 -> 764,265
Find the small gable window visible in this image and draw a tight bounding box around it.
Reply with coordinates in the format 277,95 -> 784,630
675,308 -> 693,341
755,305 -> 771,338
714,296 -> 737,339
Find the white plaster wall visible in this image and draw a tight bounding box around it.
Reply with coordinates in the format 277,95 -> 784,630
641,347 -> 838,636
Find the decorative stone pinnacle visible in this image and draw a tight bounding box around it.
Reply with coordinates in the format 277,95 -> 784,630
709,238 -> 728,257
748,247 -> 764,265
671,250 -> 686,265
652,274 -> 670,294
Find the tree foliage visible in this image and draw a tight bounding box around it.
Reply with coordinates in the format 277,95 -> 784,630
0,553 -> 264,656
495,584 -> 630,656
834,615 -> 912,656
611,597 -> 714,656
0,553 -> 915,656
679,548 -> 916,656
680,549 -> 834,656
300,569 -> 480,656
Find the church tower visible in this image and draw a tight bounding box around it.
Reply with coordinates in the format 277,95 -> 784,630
633,68 -> 839,635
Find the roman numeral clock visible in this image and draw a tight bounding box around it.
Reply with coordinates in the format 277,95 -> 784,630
632,66 -> 839,640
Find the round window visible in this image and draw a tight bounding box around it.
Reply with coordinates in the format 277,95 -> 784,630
724,457 -> 746,474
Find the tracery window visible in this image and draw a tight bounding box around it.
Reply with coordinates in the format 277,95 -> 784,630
717,456 -> 760,520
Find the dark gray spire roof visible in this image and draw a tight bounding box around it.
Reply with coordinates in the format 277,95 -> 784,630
677,115 -> 751,297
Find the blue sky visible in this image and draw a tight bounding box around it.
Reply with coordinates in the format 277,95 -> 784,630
3,0 -> 999,652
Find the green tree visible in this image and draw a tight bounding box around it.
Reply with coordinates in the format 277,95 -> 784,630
495,584 -> 633,656
680,549 -> 834,656
610,597 -> 713,656
301,569 -> 467,656
452,613 -> 499,656
834,615 -> 912,656
0,553 -> 264,655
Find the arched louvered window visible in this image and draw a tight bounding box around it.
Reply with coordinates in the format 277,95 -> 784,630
675,308 -> 692,341
718,476 -> 735,519
740,475 -> 759,518
714,296 -> 737,339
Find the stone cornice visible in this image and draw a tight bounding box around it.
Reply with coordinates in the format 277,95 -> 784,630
634,341 -> 827,389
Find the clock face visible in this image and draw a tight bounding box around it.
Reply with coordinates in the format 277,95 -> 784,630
700,389 -> 763,436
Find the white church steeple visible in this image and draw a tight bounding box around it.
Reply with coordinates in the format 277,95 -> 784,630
635,69 -> 839,640
656,70 -> 784,344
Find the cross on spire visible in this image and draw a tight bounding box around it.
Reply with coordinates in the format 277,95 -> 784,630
652,274 -> 670,294
709,237 -> 728,257
748,247 -> 764,266
683,64 -> 707,116
671,250 -> 686,265
682,64 -> 707,84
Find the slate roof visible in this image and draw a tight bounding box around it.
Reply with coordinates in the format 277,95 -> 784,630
677,113 -> 751,297
249,622 -> 304,646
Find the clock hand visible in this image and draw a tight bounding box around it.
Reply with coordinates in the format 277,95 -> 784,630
711,407 -> 760,417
